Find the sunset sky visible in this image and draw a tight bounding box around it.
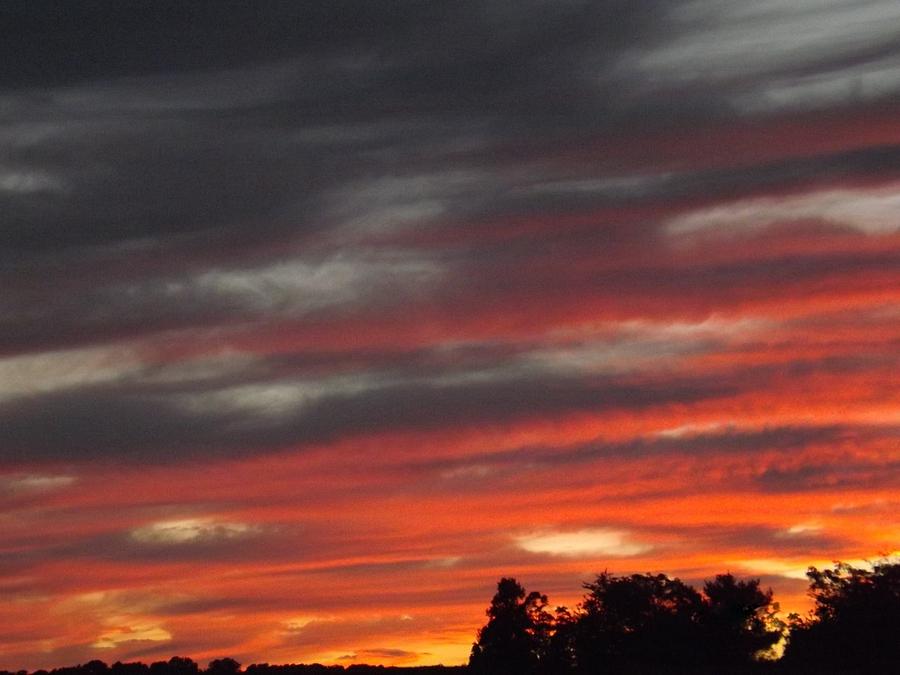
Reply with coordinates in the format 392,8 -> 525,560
1,1 -> 899,669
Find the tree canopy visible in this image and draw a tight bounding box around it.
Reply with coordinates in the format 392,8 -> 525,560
782,559 -> 900,673
470,570 -> 782,674
468,577 -> 552,675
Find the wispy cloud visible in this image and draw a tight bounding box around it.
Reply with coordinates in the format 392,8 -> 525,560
516,529 -> 653,557
667,183 -> 900,237
130,519 -> 261,546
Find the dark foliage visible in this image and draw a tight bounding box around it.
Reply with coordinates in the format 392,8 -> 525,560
1,661 -> 464,675
700,574 -> 783,667
151,659 -> 198,675
247,666 -> 461,674
781,559 -> 900,674
206,661 -> 240,675
468,577 -> 552,675
574,572 -> 706,671
471,571 -> 783,674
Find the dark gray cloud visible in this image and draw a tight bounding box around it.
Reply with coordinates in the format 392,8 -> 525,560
40,522 -> 308,566
1,2 -> 649,252
2,1 -> 648,93
2,1 -> 899,368
4,0 -> 898,259
496,143 -> 900,218
0,312 -> 892,465
1,230 -> 897,358
674,524 -> 847,558
758,460 -> 900,493
342,648 -> 422,661
423,423 -> 892,475
0,367 -> 732,464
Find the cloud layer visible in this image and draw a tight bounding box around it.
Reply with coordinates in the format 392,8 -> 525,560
1,1 -> 898,669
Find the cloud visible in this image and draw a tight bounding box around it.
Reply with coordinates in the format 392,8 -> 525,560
52,590 -> 177,657
830,499 -> 892,514
1,473 -> 76,493
283,615 -> 336,631
346,648 -> 422,663
512,316 -> 766,375
1,319 -> 890,465
738,54 -> 900,113
92,624 -> 172,650
187,252 -> 442,316
733,558 -> 812,580
0,344 -> 141,402
623,0 -> 900,112
781,522 -> 825,537
423,557 -> 463,569
428,423 -> 888,476
757,459 -> 900,493
281,613 -> 435,653
323,170 -> 495,237
0,169 -> 66,194
130,519 -> 261,546
516,528 -> 652,557
667,183 -> 900,237
733,554 -> 900,582
0,358 -> 735,463
17,0 -> 895,263
1,248 -> 442,354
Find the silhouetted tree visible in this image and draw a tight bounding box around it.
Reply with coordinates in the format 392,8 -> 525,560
469,577 -> 552,675
206,661 -> 240,675
573,572 -> 705,672
148,658 -> 199,675
544,606 -> 578,673
110,662 -> 149,675
700,574 -> 782,666
782,559 -> 900,673
7,660 -> 465,675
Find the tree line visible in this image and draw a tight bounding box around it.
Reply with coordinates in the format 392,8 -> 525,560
0,659 -> 464,675
469,559 -> 899,674
3,559 -> 896,675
